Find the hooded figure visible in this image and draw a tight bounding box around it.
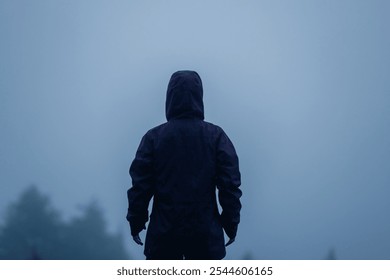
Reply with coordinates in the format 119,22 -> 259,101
127,70 -> 241,259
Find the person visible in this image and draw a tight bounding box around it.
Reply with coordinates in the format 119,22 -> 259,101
126,70 -> 242,260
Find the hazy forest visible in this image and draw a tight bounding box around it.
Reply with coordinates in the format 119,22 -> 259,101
0,186 -> 337,260
0,186 -> 128,259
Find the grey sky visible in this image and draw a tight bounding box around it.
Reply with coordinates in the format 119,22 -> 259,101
1,1 -> 389,259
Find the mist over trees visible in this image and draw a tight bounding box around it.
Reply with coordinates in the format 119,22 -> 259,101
0,186 -> 129,259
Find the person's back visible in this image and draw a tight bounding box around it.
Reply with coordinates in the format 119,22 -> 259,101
127,70 -> 241,259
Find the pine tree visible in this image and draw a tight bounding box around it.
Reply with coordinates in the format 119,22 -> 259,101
0,185 -> 63,259
62,201 -> 128,259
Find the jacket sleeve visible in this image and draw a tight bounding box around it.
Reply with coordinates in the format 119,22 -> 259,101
126,132 -> 155,236
216,129 -> 242,239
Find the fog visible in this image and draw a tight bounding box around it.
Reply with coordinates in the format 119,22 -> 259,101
1,0 -> 389,259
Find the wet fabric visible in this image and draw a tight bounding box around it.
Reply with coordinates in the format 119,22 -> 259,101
127,70 -> 241,259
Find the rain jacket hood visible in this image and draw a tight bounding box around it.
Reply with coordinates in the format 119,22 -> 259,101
165,70 -> 204,121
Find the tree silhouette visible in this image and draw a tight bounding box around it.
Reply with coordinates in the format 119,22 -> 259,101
0,186 -> 128,259
325,248 -> 337,260
0,185 -> 63,259
61,201 -> 128,259
241,251 -> 254,260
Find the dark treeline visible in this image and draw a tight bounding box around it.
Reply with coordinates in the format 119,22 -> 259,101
0,186 -> 337,260
0,186 -> 129,259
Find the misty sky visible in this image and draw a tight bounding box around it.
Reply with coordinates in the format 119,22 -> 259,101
1,1 -> 390,259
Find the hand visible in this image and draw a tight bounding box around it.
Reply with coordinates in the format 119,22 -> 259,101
225,238 -> 235,247
132,234 -> 143,246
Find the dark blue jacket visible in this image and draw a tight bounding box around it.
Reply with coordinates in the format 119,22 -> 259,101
127,71 -> 241,259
